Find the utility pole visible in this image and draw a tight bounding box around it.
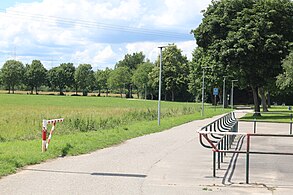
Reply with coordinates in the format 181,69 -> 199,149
158,46 -> 166,125
201,67 -> 211,116
223,76 -> 227,109
231,80 -> 238,109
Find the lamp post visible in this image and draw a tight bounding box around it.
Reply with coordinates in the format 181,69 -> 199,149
158,46 -> 166,125
223,77 -> 227,109
201,67 -> 211,116
231,80 -> 238,109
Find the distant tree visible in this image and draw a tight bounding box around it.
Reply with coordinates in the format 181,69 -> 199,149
48,63 -> 75,95
132,62 -> 154,99
0,60 -> 24,94
75,64 -> 96,96
96,68 -> 112,96
156,44 -> 189,101
24,60 -> 47,94
108,66 -> 131,98
148,66 -> 160,100
277,51 -> 293,90
192,0 -> 293,113
115,52 -> 145,97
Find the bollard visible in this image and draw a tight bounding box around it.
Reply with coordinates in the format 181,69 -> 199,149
290,113 -> 292,135
253,117 -> 257,134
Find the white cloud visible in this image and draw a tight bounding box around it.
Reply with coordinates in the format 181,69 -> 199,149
0,0 -> 212,68
126,40 -> 197,62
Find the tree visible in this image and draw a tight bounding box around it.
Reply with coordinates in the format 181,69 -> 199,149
277,51 -> 293,90
156,44 -> 190,101
189,47 -> 236,105
108,67 -> 131,98
48,63 -> 75,95
115,52 -> 145,97
0,60 -> 24,94
192,0 -> 293,113
24,60 -> 47,94
75,64 -> 96,96
132,62 -> 154,99
96,68 -> 112,96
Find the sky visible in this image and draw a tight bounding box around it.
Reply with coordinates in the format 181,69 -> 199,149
0,0 -> 212,70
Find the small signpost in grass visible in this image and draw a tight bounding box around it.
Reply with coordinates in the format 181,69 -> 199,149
213,88 -> 219,111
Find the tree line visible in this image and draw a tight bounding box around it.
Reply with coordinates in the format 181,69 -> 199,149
0,45 -> 192,101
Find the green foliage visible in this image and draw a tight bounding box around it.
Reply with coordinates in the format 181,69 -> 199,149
75,64 -> 96,96
0,60 -> 24,93
96,68 -> 112,95
48,63 -> 75,95
192,0 -> 293,111
115,52 -> 145,71
108,66 -> 131,97
277,52 -> 293,90
24,60 -> 47,94
132,62 -> 154,98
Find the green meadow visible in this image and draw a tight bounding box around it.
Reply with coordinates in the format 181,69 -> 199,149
240,106 -> 293,123
0,94 -> 230,177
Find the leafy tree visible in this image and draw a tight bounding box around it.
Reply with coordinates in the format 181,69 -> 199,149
189,47 -> 235,106
108,66 -> 131,98
96,68 -> 112,96
132,62 -> 154,99
156,44 -> 190,101
192,0 -> 293,113
75,64 -> 96,96
277,51 -> 293,90
115,52 -> 145,97
0,60 -> 24,94
48,63 -> 75,95
148,66 -> 160,100
24,60 -> 47,94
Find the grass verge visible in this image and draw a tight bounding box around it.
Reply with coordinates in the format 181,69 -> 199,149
240,106 -> 293,123
0,109 -> 227,178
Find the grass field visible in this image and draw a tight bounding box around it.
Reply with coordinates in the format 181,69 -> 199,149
240,106 -> 293,123
0,94 -> 230,177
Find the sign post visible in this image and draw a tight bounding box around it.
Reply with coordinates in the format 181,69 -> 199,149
213,88 -> 219,111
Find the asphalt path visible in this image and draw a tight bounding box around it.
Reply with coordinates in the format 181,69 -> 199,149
1,111 -> 293,194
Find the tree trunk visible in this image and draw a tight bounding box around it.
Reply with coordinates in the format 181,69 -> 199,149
171,91 -> 175,101
251,85 -> 261,116
59,88 -> 64,95
8,86 -> 11,94
259,87 -> 268,112
31,87 -> 33,94
12,85 -> 15,94
267,90 -> 271,108
106,88 -> 109,97
35,86 -> 38,94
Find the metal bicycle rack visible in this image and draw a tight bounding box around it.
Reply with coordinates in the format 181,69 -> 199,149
197,111 -> 293,184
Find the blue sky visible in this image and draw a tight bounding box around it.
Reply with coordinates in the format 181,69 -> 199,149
0,0 -> 212,70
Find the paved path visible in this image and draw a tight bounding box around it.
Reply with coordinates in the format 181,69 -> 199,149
1,111 -> 293,194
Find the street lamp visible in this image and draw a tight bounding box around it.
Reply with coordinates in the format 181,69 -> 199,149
158,46 -> 167,125
223,76 -> 227,109
231,80 -> 238,109
201,67 -> 211,116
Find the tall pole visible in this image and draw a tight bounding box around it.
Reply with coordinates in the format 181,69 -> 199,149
201,68 -> 205,116
223,77 -> 226,109
201,67 -> 211,116
231,80 -> 238,109
158,46 -> 164,125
